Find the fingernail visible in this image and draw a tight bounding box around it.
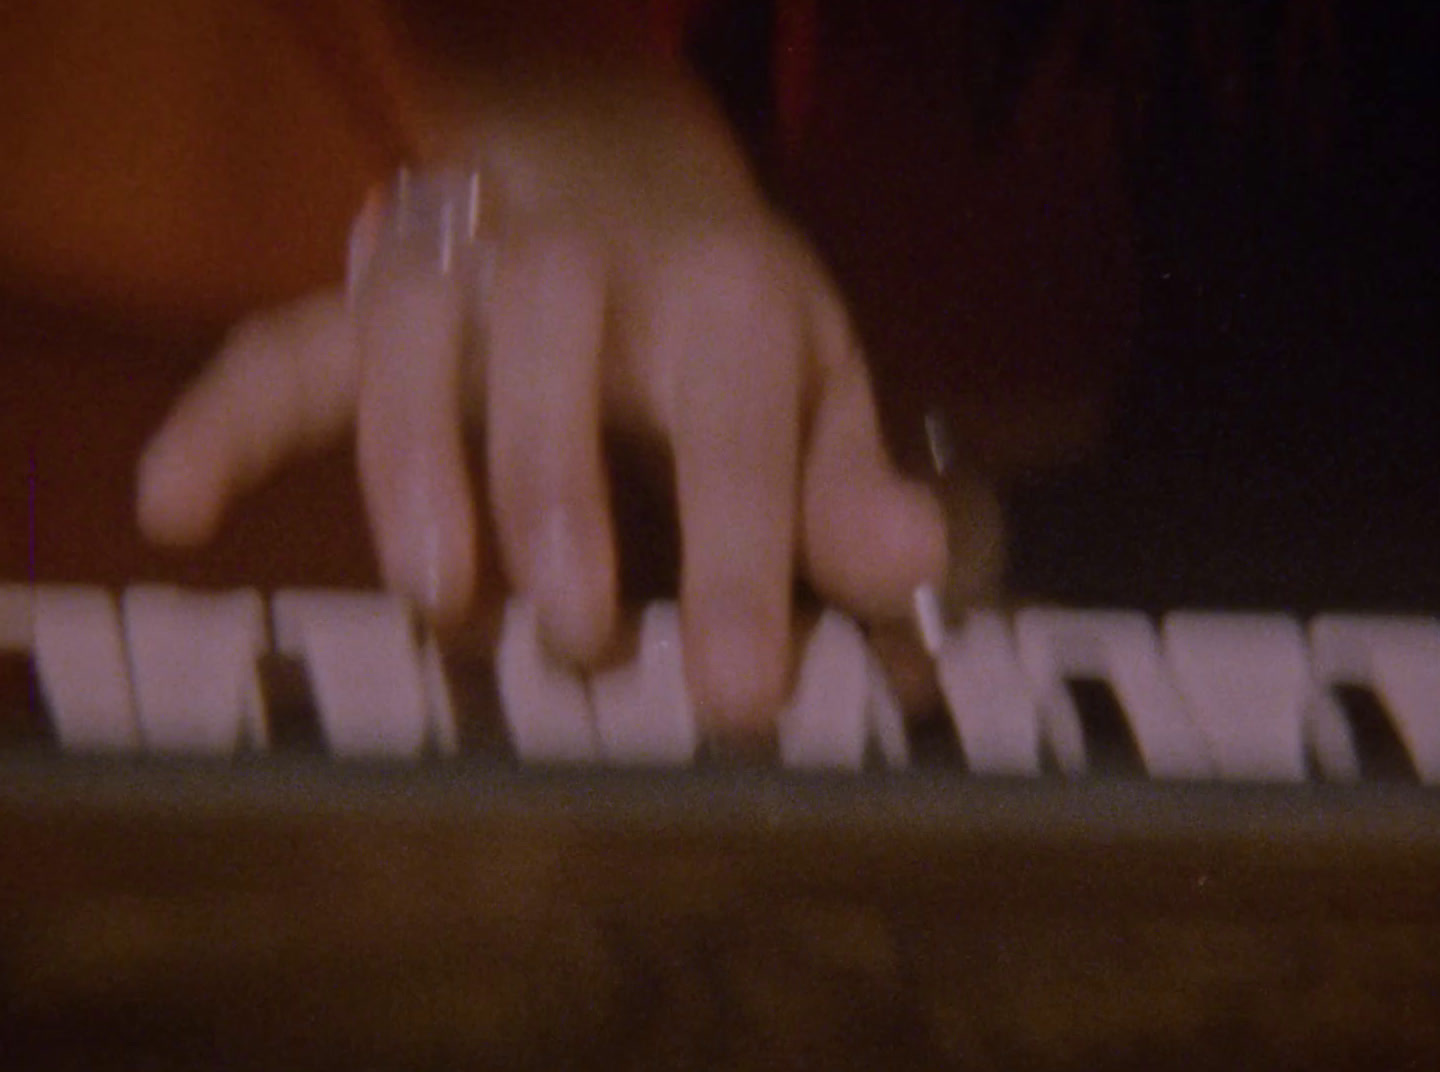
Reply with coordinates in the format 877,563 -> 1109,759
912,584 -> 947,657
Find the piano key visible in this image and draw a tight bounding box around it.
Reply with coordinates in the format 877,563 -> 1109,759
1063,676 -> 1146,777
935,611 -> 1047,776
865,652 -> 910,769
437,643 -> 513,758
1161,612 -> 1310,782
31,586 -> 139,751
1301,687 -> 1364,783
0,585 -> 47,747
122,586 -> 267,754
257,650 -> 327,752
8,577 -> 1440,788
777,611 -> 871,769
495,600 -> 598,763
271,590 -> 437,759
419,634 -> 461,757
1327,683 -> 1418,782
1309,616 -> 1440,785
1014,609 -> 1214,779
590,602 -> 698,766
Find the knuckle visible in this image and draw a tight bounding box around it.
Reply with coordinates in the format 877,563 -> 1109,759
667,229 -> 795,321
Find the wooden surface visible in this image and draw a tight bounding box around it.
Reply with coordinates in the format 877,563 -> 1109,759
2,763 -> 1439,1070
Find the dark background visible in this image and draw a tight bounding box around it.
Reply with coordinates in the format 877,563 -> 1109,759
702,0 -> 1438,613
1010,2 -> 1439,613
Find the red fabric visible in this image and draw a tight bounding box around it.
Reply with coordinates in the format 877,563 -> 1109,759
649,0 -> 820,152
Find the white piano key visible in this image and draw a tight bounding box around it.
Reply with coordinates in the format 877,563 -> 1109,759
1015,608 -> 1213,779
1303,688 -> 1363,783
32,586 -> 138,750
0,584 -> 33,650
1161,613 -> 1310,782
271,590 -> 433,759
1310,615 -> 1440,784
778,611 -> 870,769
590,602 -> 697,765
122,586 -> 267,754
936,611 -> 1050,776
495,600 -> 598,763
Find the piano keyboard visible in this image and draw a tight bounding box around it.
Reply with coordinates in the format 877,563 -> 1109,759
3,582 -> 1439,785
5,584 -> 1439,1072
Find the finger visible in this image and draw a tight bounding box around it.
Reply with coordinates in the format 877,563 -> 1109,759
137,290 -> 359,546
666,242 -> 805,734
356,268 -> 476,625
800,292 -> 950,620
486,229 -> 617,665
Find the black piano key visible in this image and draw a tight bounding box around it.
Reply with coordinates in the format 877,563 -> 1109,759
695,730 -> 780,770
1330,683 -> 1419,784
904,703 -> 966,770
1065,677 -> 1146,779
0,654 -> 54,750
439,649 -> 516,762
257,652 -> 326,754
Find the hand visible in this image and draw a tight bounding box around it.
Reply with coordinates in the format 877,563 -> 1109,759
136,73 -> 947,734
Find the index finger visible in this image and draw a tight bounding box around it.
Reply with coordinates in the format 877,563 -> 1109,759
137,290 -> 359,546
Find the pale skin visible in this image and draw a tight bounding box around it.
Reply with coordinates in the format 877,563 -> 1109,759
135,26 -> 948,737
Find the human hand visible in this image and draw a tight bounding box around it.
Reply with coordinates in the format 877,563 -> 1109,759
136,75 -> 947,735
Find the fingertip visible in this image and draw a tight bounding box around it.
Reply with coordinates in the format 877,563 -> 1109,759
886,475 -> 951,582
137,290 -> 361,551
861,475 -> 952,615
134,431 -> 225,547
373,478 -> 478,629
362,419 -> 478,627
804,467 -> 951,620
530,505 -> 618,667
683,595 -> 792,737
